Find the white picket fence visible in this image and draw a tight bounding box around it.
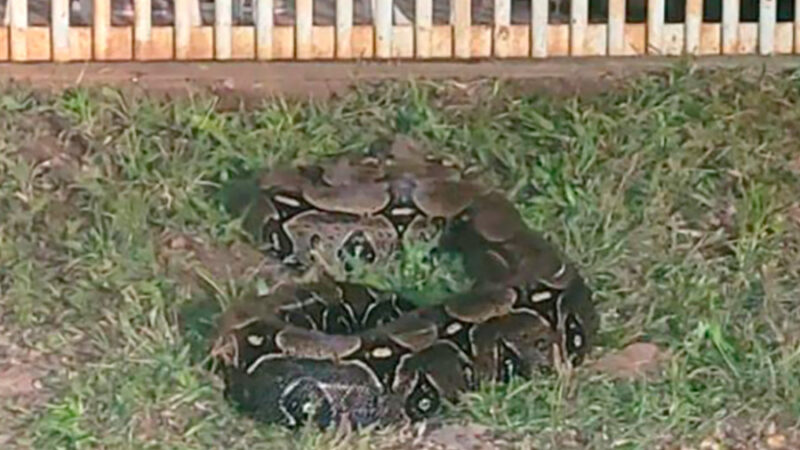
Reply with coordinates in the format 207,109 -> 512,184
0,1 -> 798,62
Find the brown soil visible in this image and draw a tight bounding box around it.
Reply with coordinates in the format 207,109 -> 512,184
2,56 -> 800,105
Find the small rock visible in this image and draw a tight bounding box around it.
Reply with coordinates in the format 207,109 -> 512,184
766,434 -> 787,449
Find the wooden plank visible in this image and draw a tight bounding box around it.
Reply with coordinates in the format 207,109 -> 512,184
570,0 -> 588,56
531,0 -> 548,57
453,0 -> 470,58
647,0 -> 664,54
759,0 -> 776,55
608,0 -> 625,56
312,26 -> 335,59
507,25 -> 530,57
471,25 -> 491,57
190,0 -> 201,26
0,27 -> 8,61
493,0 -> 511,57
134,0 -> 152,60
700,23 -> 721,55
796,0 -> 800,53
273,26 -> 295,59
186,26 -> 213,59
547,24 -> 569,56
69,27 -> 92,61
52,0 -> 70,61
738,23 -> 757,54
662,23 -> 683,55
256,0 -> 273,60
775,22 -> 793,54
108,28 -> 134,60
375,0 -> 392,58
352,25 -> 373,58
135,26 -> 173,60
415,0 -> 433,58
685,0 -> 702,55
231,26 -> 255,59
722,0 -> 740,54
336,0 -> 353,58
93,0 -> 111,60
296,0 -> 312,59
10,0 -> 27,61
624,23 -> 646,55
216,0 -> 233,59
431,25 -> 452,58
585,24 -> 607,56
392,25 -> 414,58
175,0 -> 191,59
26,27 -> 51,61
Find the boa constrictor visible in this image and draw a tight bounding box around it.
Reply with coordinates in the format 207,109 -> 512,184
212,137 -> 598,429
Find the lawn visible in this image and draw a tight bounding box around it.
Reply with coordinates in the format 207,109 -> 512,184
1,64 -> 799,449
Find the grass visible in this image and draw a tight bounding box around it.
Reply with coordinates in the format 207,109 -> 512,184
1,63 -> 800,449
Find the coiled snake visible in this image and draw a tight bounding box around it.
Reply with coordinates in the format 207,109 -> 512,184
211,137 -> 598,429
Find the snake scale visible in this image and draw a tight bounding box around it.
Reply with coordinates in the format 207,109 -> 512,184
211,137 -> 598,429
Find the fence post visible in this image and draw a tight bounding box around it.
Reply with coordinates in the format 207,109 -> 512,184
336,0 -> 353,58
9,0 -> 27,61
531,0 -> 548,58
375,0 -> 392,58
216,0 -> 233,59
570,0 -> 588,56
722,0 -> 740,54
53,0 -> 70,61
296,0 -> 313,59
759,0 -> 776,55
256,0 -> 274,59
647,0 -> 664,54
608,0 -> 625,56
685,0 -> 701,55
415,0 -> 432,58
134,0 -> 152,60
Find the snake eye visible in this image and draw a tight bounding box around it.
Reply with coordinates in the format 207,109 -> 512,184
279,378 -> 336,429
404,372 -> 441,421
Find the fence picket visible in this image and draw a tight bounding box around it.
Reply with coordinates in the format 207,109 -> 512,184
722,0 -> 740,54
570,0 -> 588,56
10,0 -> 27,61
336,0 -> 353,58
53,0 -> 70,61
376,0 -> 392,58
256,0 -> 274,59
759,0 -> 777,55
216,0 -> 233,59
531,0 -> 548,57
647,0 -> 664,54
608,0 -> 625,56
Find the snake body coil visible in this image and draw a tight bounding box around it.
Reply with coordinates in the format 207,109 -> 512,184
212,138 -> 598,429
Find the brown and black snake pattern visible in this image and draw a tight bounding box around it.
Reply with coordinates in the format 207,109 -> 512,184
211,137 -> 598,429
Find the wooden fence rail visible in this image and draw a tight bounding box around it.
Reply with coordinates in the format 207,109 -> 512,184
1,0 -> 799,62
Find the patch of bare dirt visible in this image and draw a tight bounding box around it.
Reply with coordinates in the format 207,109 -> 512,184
0,325 -> 59,447
7,112 -> 88,184
352,421 -> 532,450
590,342 -> 671,380
157,231 -> 266,292
659,417 -> 800,450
